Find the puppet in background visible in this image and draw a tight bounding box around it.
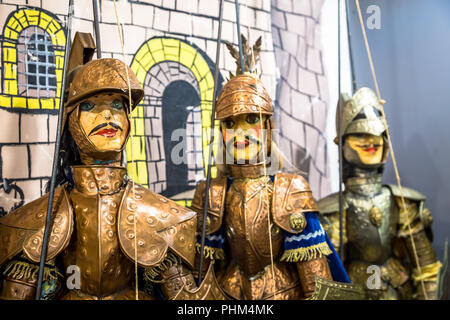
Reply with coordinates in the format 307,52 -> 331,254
318,87 -> 442,299
0,33 -> 201,300
190,36 -> 352,300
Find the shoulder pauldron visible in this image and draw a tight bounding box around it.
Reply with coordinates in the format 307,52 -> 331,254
0,185 -> 73,266
272,173 -> 318,234
190,177 -> 227,234
317,192 -> 349,215
118,182 -> 197,269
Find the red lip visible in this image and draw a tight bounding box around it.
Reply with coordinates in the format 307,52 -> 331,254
364,147 -> 379,154
95,128 -> 118,137
234,140 -> 250,149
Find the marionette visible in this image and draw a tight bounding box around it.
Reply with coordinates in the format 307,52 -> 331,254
0,33 -> 200,300
189,36 -> 354,300
318,87 -> 442,299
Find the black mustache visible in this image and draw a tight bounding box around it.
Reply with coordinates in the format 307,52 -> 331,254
88,122 -> 123,136
225,135 -> 260,149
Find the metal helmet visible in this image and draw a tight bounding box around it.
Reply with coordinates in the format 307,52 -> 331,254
337,87 -> 387,138
215,73 -> 273,120
65,58 -> 144,112
337,87 -> 389,168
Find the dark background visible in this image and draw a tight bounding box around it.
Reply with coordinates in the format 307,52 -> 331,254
347,0 -> 450,260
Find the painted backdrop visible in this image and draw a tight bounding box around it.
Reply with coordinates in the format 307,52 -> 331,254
0,0 -> 331,212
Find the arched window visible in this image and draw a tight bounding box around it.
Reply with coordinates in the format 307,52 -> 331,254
16,26 -> 57,98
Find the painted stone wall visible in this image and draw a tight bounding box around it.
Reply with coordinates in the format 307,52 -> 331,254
271,0 -> 330,198
0,0 -> 331,212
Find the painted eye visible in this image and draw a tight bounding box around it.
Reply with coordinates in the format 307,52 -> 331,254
246,114 -> 260,124
111,99 -> 123,110
223,119 -> 234,129
80,101 -> 94,111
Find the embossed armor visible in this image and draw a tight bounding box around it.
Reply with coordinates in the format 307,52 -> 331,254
318,87 -> 441,300
192,36 -> 350,300
0,166 -> 197,300
0,33 -> 198,300
192,168 -> 338,299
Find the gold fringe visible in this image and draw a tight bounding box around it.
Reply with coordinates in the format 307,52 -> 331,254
412,261 -> 442,285
2,260 -> 61,281
280,242 -> 332,262
143,251 -> 181,282
195,243 -> 225,261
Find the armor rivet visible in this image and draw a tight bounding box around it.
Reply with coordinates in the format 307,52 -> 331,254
171,207 -> 179,213
159,198 -> 168,203
129,233 -> 135,239
289,213 -> 306,230
147,217 -> 154,225
369,206 -> 383,227
128,215 -> 135,222
32,238 -> 39,244
138,240 -> 144,246
152,249 -> 158,255
83,207 -> 88,213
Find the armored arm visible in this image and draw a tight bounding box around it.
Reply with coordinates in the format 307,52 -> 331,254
395,195 -> 441,300
317,193 -> 348,260
0,255 -> 61,300
144,251 -> 197,300
273,173 -> 335,298
190,178 -> 227,279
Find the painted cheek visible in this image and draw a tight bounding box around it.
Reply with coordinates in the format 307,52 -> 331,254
253,125 -> 262,139
222,129 -> 233,145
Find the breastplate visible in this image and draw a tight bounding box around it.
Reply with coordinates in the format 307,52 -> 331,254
345,174 -> 396,264
63,166 -> 134,297
224,176 -> 283,277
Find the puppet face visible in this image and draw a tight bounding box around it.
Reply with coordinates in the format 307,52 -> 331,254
345,133 -> 384,165
78,93 -> 129,152
221,113 -> 267,163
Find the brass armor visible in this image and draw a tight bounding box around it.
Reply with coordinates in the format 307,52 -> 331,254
318,168 -> 439,299
0,166 -> 196,299
319,87 -> 441,299
192,168 -> 330,300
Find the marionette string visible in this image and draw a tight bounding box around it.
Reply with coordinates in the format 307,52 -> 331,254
355,0 -> 427,299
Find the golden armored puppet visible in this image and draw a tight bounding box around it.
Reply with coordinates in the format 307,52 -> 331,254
0,33 -> 199,300
190,37 -> 351,300
318,87 -> 442,299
